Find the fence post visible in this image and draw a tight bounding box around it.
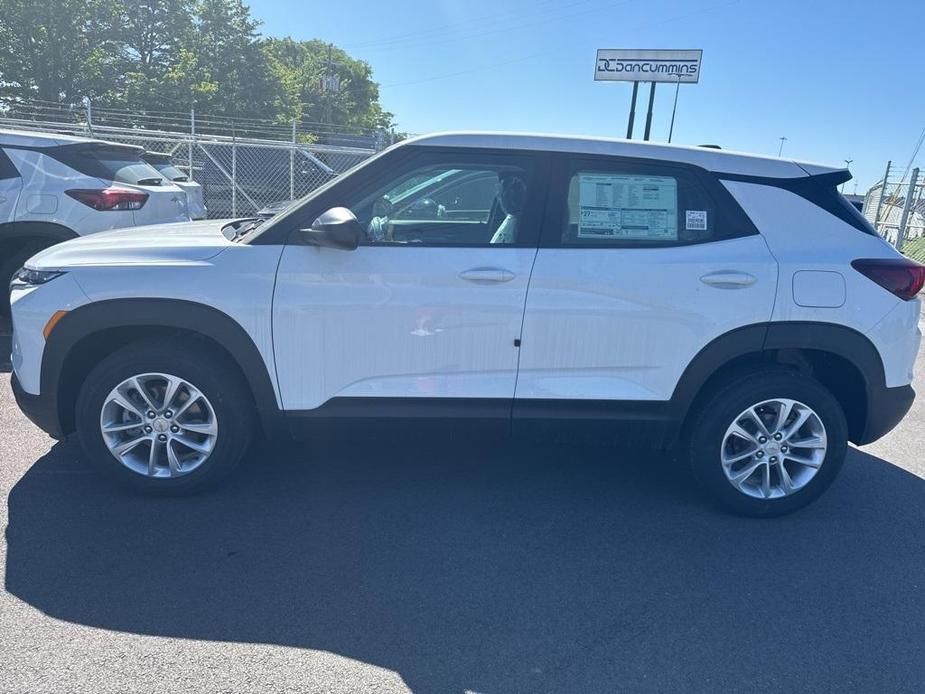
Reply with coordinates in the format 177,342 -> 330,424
231,130 -> 237,217
82,96 -> 93,137
872,160 -> 890,232
896,167 -> 920,252
290,120 -> 296,201
188,108 -> 196,182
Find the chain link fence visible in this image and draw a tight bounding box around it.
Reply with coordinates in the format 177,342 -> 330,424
0,99 -> 382,218
863,162 -> 925,264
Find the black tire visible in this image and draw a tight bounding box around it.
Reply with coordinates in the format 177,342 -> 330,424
687,367 -> 848,517
1,239 -> 53,317
75,338 -> 255,494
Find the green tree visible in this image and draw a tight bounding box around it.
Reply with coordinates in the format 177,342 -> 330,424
0,0 -> 122,103
109,0 -> 195,110
264,38 -> 393,132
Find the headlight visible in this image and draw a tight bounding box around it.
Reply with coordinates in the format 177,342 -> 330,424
10,267 -> 66,288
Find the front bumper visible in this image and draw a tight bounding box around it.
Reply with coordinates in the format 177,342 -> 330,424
11,372 -> 64,439
858,383 -> 915,445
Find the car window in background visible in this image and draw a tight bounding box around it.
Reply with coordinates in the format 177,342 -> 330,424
148,160 -> 189,182
57,146 -> 165,185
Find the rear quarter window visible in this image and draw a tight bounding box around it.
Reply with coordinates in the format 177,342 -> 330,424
0,148 -> 20,180
53,146 -> 165,185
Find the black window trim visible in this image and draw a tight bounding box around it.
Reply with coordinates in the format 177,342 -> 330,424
0,147 -> 20,180
252,144 -> 550,248
539,152 -> 759,249
716,170 -> 878,236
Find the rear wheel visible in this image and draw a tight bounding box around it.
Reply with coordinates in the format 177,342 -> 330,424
687,368 -> 848,517
75,339 -> 254,493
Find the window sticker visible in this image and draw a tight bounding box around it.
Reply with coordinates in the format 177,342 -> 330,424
576,173 -> 678,241
686,209 -> 708,231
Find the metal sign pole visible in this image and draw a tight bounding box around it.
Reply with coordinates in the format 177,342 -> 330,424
643,82 -> 656,141
626,81 -> 639,139
668,75 -> 681,143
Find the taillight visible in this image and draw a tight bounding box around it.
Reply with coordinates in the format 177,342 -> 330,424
851,258 -> 925,301
65,188 -> 148,211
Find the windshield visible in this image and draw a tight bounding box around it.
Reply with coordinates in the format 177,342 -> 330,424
244,144 -> 395,243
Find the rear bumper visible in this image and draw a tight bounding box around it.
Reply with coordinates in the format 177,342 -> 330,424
858,384 -> 915,445
10,372 -> 64,439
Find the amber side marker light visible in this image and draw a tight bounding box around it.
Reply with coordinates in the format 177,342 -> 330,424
43,310 -> 69,340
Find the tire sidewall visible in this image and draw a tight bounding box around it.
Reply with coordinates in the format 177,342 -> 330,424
75,341 -> 253,493
689,370 -> 848,517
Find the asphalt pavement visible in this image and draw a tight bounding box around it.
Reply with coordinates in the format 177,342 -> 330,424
2,313 -> 925,693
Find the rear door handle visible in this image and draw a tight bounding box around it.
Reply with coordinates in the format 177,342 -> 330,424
459,268 -> 516,283
700,271 -> 757,288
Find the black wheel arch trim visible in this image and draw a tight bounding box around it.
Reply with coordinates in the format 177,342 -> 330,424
40,298 -> 283,438
672,320 -> 890,443
34,310 -> 897,446
0,221 -> 79,245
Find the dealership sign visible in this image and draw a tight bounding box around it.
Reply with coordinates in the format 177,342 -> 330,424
594,49 -> 703,84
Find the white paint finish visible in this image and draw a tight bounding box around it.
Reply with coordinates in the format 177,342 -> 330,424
0,128 -> 121,148
26,219 -> 234,268
516,236 -> 778,401
2,137 -> 189,237
723,180 -> 903,333
10,274 -> 90,394
408,132 -> 834,179
175,180 -> 207,220
272,245 -> 537,409
0,175 -> 22,223
17,223 -> 284,404
72,244 -> 284,405
792,271 -> 846,308
24,194 -> 57,214
866,298 -> 922,387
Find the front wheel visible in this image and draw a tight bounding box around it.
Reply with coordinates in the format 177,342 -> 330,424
75,339 -> 255,493
687,369 -> 848,517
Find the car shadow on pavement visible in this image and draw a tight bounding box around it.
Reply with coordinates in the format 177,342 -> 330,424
7,437 -> 925,693
0,317 -> 10,373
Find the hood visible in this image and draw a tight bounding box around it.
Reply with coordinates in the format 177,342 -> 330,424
27,219 -> 237,270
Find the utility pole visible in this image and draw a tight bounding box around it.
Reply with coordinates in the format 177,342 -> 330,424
777,137 -> 788,157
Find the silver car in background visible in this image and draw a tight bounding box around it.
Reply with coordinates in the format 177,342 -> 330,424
142,151 -> 207,220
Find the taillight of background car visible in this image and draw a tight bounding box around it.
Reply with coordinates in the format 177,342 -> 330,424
851,258 -> 925,301
65,188 -> 149,211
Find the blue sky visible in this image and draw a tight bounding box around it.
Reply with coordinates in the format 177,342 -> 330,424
256,0 -> 924,191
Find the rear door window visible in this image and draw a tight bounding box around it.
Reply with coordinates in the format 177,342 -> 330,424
545,155 -> 757,247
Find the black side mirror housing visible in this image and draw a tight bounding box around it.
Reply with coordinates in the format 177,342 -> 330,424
299,207 -> 362,250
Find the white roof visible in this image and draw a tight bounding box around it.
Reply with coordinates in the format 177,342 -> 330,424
0,127 -> 140,151
407,131 -> 842,179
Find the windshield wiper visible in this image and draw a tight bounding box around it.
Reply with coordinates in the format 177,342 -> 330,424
231,218 -> 265,241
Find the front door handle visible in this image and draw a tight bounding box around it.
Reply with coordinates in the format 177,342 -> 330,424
459,268 -> 516,283
700,271 -> 757,288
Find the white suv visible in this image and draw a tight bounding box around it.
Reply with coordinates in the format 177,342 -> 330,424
9,133 -> 923,516
0,129 -> 191,312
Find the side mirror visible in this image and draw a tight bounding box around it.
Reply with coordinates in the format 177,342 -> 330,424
299,207 -> 362,250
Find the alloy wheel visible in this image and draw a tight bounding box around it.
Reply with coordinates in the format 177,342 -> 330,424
720,398 -> 827,500
100,372 -> 219,478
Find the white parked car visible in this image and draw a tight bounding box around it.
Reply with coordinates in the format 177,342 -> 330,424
141,151 -> 207,220
9,132 -> 923,516
0,129 -> 191,313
